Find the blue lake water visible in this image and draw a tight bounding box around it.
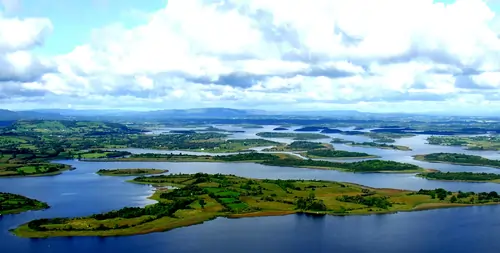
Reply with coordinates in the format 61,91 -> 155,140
2,127 -> 500,253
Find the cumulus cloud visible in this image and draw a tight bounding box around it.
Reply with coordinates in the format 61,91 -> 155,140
2,0 -> 500,112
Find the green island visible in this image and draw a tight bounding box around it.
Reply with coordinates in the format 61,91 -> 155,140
363,132 -> 415,143
260,159 -> 430,173
12,173 -> 500,238
256,132 -> 329,140
96,152 -> 424,173
261,141 -> 378,159
96,169 -> 167,176
331,138 -> 350,144
304,150 -> 379,159
76,150 -> 132,159
413,153 -> 500,168
262,141 -> 332,152
108,152 -> 289,163
417,172 -> 500,183
347,142 -> 412,151
427,136 -> 500,150
1,192 -> 49,215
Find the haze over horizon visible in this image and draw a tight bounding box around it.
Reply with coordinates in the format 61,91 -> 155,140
2,0 -> 500,114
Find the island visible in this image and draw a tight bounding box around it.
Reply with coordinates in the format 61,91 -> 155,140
272,127 -> 288,131
1,192 -> 49,215
304,150 -> 379,159
96,169 -> 167,176
106,153 -> 289,163
76,150 -> 132,159
256,132 -> 329,140
93,151 -> 421,173
263,141 -> 332,152
260,159 -> 429,173
347,142 -> 412,151
413,153 -> 500,168
417,172 -> 500,183
13,173 -> 500,238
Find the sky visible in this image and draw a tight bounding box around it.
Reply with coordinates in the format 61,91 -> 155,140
2,0 -> 500,113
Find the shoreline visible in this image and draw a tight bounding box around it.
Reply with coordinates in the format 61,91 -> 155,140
12,201 -> 499,238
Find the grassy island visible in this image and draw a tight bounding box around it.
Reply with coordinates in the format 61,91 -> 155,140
1,192 -> 49,215
96,169 -> 167,176
76,150 -> 131,159
109,153 -> 290,163
304,150 -> 379,159
417,172 -> 500,183
260,159 -> 428,173
347,142 -> 412,151
256,132 -> 329,140
413,153 -> 500,168
13,173 -> 500,238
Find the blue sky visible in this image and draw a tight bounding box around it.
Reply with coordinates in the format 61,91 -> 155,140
1,0 -> 500,113
2,0 -> 166,55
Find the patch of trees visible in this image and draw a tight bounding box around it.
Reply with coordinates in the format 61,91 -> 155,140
420,172 -> 500,181
295,192 -> 327,211
27,199 -> 195,232
336,195 -> 392,209
416,188 -> 500,204
417,188 -> 451,200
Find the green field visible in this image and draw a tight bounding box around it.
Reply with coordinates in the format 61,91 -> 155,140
0,192 -> 49,215
13,173 -> 500,238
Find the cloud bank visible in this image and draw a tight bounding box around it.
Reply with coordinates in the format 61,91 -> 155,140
2,0 -> 500,112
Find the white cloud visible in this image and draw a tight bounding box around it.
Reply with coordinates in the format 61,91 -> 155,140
2,0 -> 500,112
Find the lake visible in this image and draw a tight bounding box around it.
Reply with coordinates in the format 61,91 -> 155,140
2,126 -> 500,253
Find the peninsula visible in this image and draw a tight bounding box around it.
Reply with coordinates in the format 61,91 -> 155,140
1,192 -> 49,215
13,173 -> 500,238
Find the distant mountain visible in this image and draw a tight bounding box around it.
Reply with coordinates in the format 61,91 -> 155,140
0,109 -> 62,121
144,108 -> 266,118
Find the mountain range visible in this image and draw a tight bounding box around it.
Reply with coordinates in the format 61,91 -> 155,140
0,108 -> 493,121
